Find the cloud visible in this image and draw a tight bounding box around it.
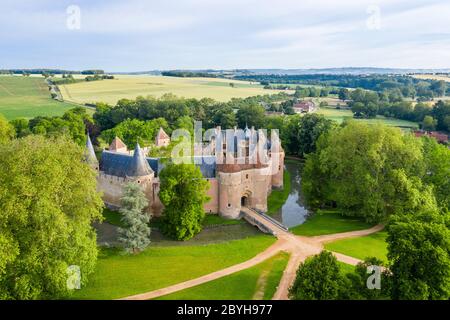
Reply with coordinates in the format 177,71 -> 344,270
0,0 -> 449,70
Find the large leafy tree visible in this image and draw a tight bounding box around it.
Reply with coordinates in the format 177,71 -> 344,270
295,113 -> 334,157
289,251 -> 345,300
0,114 -> 15,144
100,117 -> 168,147
159,163 -> 210,240
118,182 -> 151,254
387,208 -> 450,300
422,136 -> 450,212
236,103 -> 266,128
343,257 -> 391,300
302,122 -> 428,223
0,135 -> 103,299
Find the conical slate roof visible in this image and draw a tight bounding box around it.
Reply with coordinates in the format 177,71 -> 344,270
127,143 -> 153,177
84,134 -> 98,166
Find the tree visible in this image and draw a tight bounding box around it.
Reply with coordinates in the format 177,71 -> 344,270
0,114 -> 15,144
289,251 -> 345,300
100,118 -> 168,147
421,136 -> 450,212
338,88 -> 350,101
118,182 -> 151,254
422,115 -> 437,131
344,257 -> 391,300
159,163 -> 210,240
302,122 -> 429,223
387,209 -> 450,300
284,113 -> 334,157
0,135 -> 103,299
236,104 -> 266,128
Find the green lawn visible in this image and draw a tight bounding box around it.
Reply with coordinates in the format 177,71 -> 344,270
267,169 -> 291,215
156,251 -> 290,300
338,261 -> 356,275
102,208 -> 125,227
0,75 -> 76,120
316,107 -> 419,129
290,210 -> 375,236
203,214 -> 243,226
325,232 -> 388,263
102,209 -> 241,229
71,235 -> 276,299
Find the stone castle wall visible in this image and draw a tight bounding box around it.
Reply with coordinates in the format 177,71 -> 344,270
98,151 -> 284,220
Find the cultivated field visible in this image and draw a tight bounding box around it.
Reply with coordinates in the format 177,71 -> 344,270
412,74 -> 450,82
0,75 -> 75,120
59,75 -> 289,105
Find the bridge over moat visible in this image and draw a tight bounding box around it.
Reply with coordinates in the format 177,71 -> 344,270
240,207 -> 289,236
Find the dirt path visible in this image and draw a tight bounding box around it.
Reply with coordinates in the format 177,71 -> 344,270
310,224 -> 384,244
118,210 -> 384,300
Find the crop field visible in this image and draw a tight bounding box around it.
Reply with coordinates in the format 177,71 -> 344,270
0,76 -> 75,120
59,75 -> 289,105
412,74 -> 450,82
316,107 -> 419,128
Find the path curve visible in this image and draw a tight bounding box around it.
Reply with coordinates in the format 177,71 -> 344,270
119,209 -> 384,300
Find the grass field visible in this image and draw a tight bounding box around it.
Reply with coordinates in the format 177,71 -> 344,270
316,107 -> 419,128
0,75 -> 76,120
290,210 -> 375,236
60,75 -> 289,105
156,251 -> 290,300
325,231 -> 388,263
103,208 -> 242,228
71,235 -> 276,299
412,74 -> 450,82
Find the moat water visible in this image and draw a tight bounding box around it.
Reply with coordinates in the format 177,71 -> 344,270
272,161 -> 311,228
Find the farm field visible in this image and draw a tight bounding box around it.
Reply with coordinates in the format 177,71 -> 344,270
156,251 -> 290,300
59,75 -> 289,105
0,75 -> 75,120
412,74 -> 450,82
71,235 -> 276,299
316,107 -> 419,128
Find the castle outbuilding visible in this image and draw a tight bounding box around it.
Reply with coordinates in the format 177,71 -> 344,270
91,127 -> 284,220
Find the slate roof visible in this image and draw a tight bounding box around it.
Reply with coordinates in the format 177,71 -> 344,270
100,153 -> 216,178
84,134 -> 98,166
100,144 -> 154,178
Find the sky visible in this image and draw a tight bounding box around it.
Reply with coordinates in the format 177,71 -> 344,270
1,0 -> 450,71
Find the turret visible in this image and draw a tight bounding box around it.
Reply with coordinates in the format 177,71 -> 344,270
155,127 -> 170,147
84,134 -> 99,170
109,136 -> 128,153
127,143 -> 153,177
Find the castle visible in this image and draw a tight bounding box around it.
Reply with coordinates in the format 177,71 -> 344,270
85,126 -> 284,220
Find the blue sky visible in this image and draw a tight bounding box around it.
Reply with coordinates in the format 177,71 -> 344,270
1,0 -> 450,71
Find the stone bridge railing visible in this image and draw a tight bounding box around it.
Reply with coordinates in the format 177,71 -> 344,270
240,207 -> 289,236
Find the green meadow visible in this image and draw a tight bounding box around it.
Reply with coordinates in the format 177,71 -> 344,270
71,235 -> 276,300
316,106 -> 419,128
290,210 -> 375,236
0,75 -> 75,120
156,251 -> 290,300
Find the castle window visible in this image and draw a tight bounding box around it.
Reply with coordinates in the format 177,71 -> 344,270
227,203 -> 231,208
137,180 -> 141,184
246,174 -> 249,179
279,165 -> 281,170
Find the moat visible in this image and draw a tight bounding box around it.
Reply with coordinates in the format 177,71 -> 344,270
272,161 -> 310,228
